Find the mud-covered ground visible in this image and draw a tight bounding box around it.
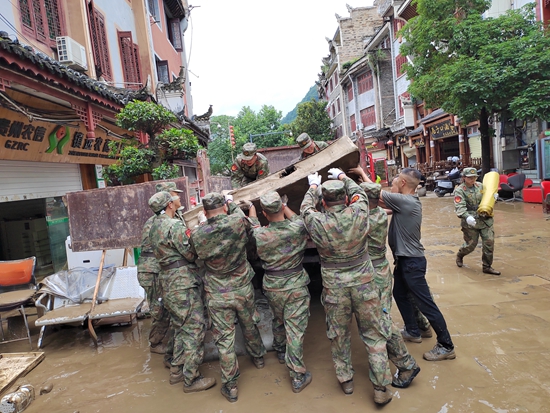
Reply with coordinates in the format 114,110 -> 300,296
2,194 -> 550,413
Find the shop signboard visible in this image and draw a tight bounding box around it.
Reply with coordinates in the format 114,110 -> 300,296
0,107 -> 123,165
429,119 -> 458,140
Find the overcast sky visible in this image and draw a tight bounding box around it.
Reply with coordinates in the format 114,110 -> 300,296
185,1 -> 374,118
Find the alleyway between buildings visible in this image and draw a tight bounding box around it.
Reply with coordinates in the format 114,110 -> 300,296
3,194 -> 549,413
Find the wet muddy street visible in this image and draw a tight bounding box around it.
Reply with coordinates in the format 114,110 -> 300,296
3,194 -> 550,413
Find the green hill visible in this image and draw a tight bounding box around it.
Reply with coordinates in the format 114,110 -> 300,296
281,85 -> 318,125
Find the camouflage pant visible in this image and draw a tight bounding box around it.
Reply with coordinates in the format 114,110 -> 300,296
163,286 -> 206,386
140,273 -> 170,346
264,286 -> 310,379
373,260 -> 417,372
458,225 -> 495,267
321,283 -> 391,387
206,283 -> 266,386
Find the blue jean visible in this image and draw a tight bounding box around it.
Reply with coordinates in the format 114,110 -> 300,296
392,256 -> 454,349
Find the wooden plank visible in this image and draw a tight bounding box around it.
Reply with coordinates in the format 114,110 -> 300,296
34,303 -> 92,326
0,352 -> 45,395
66,177 -> 189,252
89,297 -> 144,319
183,136 -> 360,228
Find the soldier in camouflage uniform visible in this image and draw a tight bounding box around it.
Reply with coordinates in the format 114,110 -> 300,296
454,167 -> 500,275
360,182 -> 421,389
148,192 -> 216,393
300,168 -> 393,406
231,142 -> 269,189
296,132 -> 328,160
189,192 -> 266,403
248,191 -> 312,393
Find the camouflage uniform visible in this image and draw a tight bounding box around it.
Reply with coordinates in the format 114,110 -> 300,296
190,193 -> 266,388
231,143 -> 269,189
296,133 -> 329,160
454,181 -> 495,267
300,177 -> 391,388
149,193 -> 205,386
251,192 -> 310,380
360,183 -> 417,373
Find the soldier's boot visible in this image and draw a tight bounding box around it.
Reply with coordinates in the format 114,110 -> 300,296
163,360 -> 171,369
252,356 -> 265,369
277,351 -> 286,364
169,367 -> 184,385
483,266 -> 501,275
340,379 -> 354,395
220,384 -> 238,403
456,254 -> 464,268
183,376 -> 216,393
373,386 -> 393,406
392,365 -> 421,388
150,342 -> 167,354
291,371 -> 312,393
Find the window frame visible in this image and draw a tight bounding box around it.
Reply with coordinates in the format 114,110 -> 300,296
156,59 -> 170,84
19,0 -> 66,48
360,106 -> 376,128
357,71 -> 373,95
118,31 -> 142,89
88,5 -> 112,81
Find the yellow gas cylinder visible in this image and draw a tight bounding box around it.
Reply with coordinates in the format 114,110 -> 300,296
477,171 -> 499,218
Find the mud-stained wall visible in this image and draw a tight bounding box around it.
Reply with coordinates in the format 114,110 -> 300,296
66,177 -> 188,251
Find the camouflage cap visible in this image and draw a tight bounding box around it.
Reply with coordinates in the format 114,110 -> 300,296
296,133 -> 313,150
360,182 -> 382,199
260,191 -> 282,214
155,181 -> 183,193
321,180 -> 346,202
202,192 -> 226,210
240,142 -> 257,161
463,167 -> 478,177
149,191 -> 173,213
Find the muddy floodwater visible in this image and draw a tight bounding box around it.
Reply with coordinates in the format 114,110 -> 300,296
3,194 -> 549,413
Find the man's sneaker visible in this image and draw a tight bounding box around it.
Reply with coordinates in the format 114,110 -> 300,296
483,266 -> 501,275
373,386 -> 393,406
277,351 -> 286,364
401,328 -> 422,343
456,254 -> 464,268
423,343 -> 456,361
340,379 -> 354,395
252,356 -> 265,369
163,360 -> 171,369
420,327 -> 433,338
220,384 -> 238,403
169,368 -> 184,385
392,365 -> 420,388
150,343 -> 167,354
183,376 -> 217,393
291,371 -> 312,393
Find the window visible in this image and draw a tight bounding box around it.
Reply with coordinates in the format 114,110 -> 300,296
393,19 -> 405,35
118,31 -> 142,89
331,103 -> 336,118
157,60 -> 169,84
168,18 -> 183,51
334,72 -> 339,85
360,106 -> 376,128
19,0 -> 65,47
357,72 -> 373,94
347,85 -> 353,102
350,114 -> 356,132
329,78 -> 333,94
148,0 -> 160,22
336,98 -> 341,114
88,5 -> 112,81
395,54 -> 407,77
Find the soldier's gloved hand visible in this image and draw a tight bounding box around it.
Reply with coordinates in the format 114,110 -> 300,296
224,194 -> 233,203
308,172 -> 322,187
493,193 -> 499,201
281,194 -> 288,206
466,215 -> 476,227
328,168 -> 345,180
198,211 -> 207,224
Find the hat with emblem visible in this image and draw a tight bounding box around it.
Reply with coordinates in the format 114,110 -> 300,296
360,182 -> 381,199
321,180 -> 346,202
202,192 -> 226,210
296,133 -> 313,150
149,191 -> 173,213
155,181 -> 183,193
260,191 -> 283,214
462,167 -> 478,177
240,142 -> 258,161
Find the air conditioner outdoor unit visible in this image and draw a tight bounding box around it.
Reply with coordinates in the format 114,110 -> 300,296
56,36 -> 88,71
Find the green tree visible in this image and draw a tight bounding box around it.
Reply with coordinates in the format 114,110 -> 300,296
103,100 -> 202,185
400,1 -> 550,172
289,98 -> 331,142
207,115 -> 238,175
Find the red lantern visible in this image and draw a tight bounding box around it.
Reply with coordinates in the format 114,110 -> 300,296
387,139 -> 394,146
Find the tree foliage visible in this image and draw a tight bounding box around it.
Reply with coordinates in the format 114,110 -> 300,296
103,100 -> 202,185
400,1 -> 550,172
288,98 -> 331,141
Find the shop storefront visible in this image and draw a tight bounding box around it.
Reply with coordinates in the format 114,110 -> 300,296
425,116 -> 460,162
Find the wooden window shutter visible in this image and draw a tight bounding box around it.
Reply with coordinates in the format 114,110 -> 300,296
19,0 -> 65,46
118,31 -> 141,89
45,0 -> 64,45
89,5 -> 112,80
170,19 -> 183,51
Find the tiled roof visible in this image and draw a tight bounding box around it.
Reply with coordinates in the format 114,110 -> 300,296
419,108 -> 446,124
